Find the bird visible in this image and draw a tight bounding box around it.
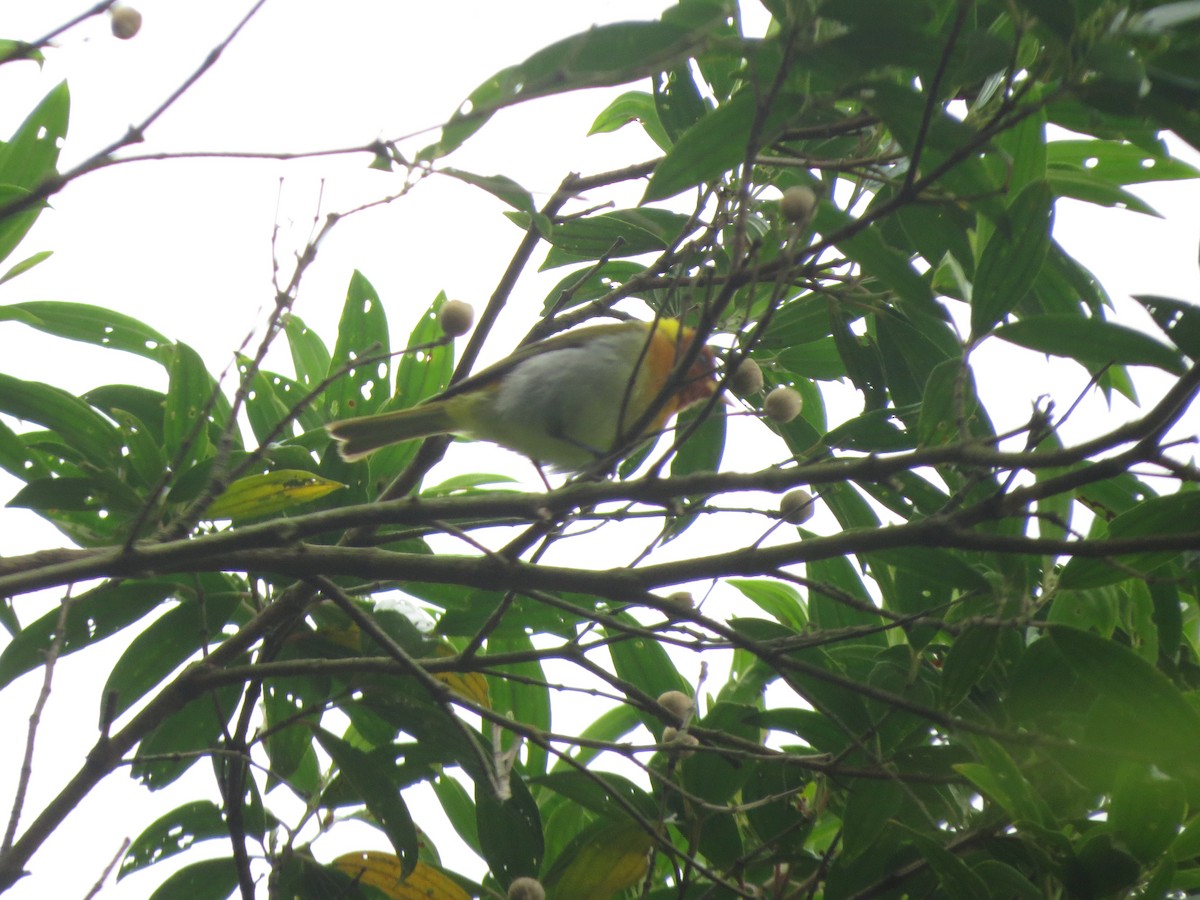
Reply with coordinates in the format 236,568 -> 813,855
326,317 -> 719,471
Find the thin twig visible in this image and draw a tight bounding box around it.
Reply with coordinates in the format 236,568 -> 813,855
2,590 -> 73,852
81,837 -> 130,900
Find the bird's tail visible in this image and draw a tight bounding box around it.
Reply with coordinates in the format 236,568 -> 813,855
326,403 -> 457,461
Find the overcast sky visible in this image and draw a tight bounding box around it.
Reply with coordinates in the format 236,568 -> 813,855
2,2 -> 1199,897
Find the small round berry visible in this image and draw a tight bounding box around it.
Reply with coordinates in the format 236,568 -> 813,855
727,358 -> 763,396
656,690 -> 695,724
661,726 -> 699,758
438,300 -> 475,338
780,185 -> 818,225
780,489 -> 816,525
665,591 -> 694,611
110,6 -> 142,39
764,386 -> 803,423
507,877 -> 546,900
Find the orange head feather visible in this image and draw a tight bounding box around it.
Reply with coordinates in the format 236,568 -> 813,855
642,320 -> 718,427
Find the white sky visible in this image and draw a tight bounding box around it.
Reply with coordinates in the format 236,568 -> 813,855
1,1 -> 1199,897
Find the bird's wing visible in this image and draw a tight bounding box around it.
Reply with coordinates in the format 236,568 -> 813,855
433,321 -> 644,401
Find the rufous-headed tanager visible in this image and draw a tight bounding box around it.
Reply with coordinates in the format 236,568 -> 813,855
326,317 -> 718,470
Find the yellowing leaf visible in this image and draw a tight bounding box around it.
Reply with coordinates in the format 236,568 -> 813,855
312,621 -> 362,652
431,641 -> 490,708
545,819 -> 652,900
331,852 -> 470,900
206,469 -> 345,520
435,670 -> 491,707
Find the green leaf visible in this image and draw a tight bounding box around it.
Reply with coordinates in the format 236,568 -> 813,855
85,384 -> 167,442
875,308 -> 960,411
643,90 -> 757,202
1047,586 -> 1119,634
393,294 -> 455,408
0,579 -> 174,690
741,757 -> 814,857
420,10 -> 723,161
970,181 -> 1054,338
895,201 -> 975,274
998,99 -> 1048,197
423,472 -> 519,495
758,296 -> 835,347
315,729 -> 420,876
432,774 -> 482,856
840,779 -> 904,859
486,634 -> 551,776
539,208 -> 692,269
103,581 -> 242,718
972,861 -> 1044,900
119,801 -> 227,880
776,337 -> 849,381
0,249 -> 51,285
0,83 -> 68,265
0,299 -> 41,327
262,683 -> 320,786
605,611 -> 690,731
327,270 -> 391,419
0,185 -> 42,270
865,80 -> 1005,224
1048,139 -> 1200,183
475,769 -> 544,884
6,476 -> 104,512
1171,814 -> 1200,861
695,806 -> 743,868
3,301 -> 170,361
1013,0 -> 1076,39
917,358 -> 978,446
359,293 -> 455,479
0,81 -> 68,190
536,770 -> 657,822
442,168 -> 535,213
1059,492 -> 1200,588
541,817 -> 650,900
993,314 -> 1186,374
1050,627 -> 1200,758
806,546 -> 888,638
163,342 -> 221,467
0,373 -> 123,469
540,260 -> 646,314
1047,168 -> 1162,215
901,827 -> 990,898
680,702 -> 760,805
240,361 -> 301,444
550,704 -> 640,773
1064,833 -> 1141,898
829,302 -> 877,398
1151,582 -> 1184,664
824,408 -> 914,452
655,58 -> 712,142
955,736 -> 1053,826
272,853 -> 377,898
0,41 -> 45,66
814,203 -> 937,314
728,578 -> 807,631
146,857 -> 240,900
284,313 -> 332,391
589,90 -> 669,150
940,626 -> 1000,709
1109,764 -> 1187,863
1132,294 -> 1200,359
132,681 -> 244,789
661,404 -> 725,539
